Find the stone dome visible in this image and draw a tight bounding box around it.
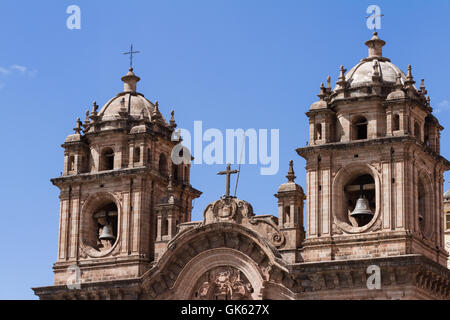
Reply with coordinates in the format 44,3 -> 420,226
99,92 -> 156,121
97,68 -> 165,123
332,32 -> 416,92
344,59 -> 406,88
277,181 -> 302,193
444,189 -> 450,200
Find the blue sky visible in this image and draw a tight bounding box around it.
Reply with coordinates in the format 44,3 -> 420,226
1,0 -> 450,299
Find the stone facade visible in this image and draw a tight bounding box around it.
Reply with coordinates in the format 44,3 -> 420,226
444,191 -> 450,268
33,33 -> 450,300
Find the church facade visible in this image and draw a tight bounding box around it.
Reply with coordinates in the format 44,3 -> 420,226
33,33 -> 450,300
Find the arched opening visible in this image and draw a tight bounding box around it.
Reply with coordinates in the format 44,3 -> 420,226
352,116 -> 368,140
100,148 -> 115,171
162,219 -> 169,236
68,155 -> 75,173
315,123 -> 322,141
284,206 -> 291,224
134,147 -> 140,164
184,166 -> 188,183
418,180 -> 427,234
92,202 -> 118,252
173,165 -> 179,181
159,153 -> 168,177
414,121 -> 421,140
393,114 -> 400,131
344,174 -> 375,227
417,173 -> 433,238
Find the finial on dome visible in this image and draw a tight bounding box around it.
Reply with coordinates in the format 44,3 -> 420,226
419,79 -> 427,95
326,76 -> 331,92
339,65 -> 345,79
365,31 -> 386,58
394,73 -> 403,90
405,64 -> 415,86
170,110 -> 177,127
318,82 -> 326,100
407,65 -> 413,79
83,110 -> 90,128
90,101 -> 99,123
336,66 -> 347,88
73,118 -> 82,134
286,160 -> 296,182
152,100 -> 162,121
121,67 -> 141,92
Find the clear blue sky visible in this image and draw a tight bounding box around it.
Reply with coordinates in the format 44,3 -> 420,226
1,0 -> 450,299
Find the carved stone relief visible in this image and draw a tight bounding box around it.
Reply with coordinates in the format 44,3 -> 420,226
191,266 -> 253,300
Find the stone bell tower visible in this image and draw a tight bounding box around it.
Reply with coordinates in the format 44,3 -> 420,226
297,32 -> 450,266
50,67 -> 201,290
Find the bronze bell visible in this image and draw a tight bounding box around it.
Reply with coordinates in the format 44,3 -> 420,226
350,195 -> 373,218
99,222 -> 115,241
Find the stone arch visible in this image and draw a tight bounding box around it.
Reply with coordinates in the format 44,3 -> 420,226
80,192 -> 122,257
172,248 -> 265,299
99,147 -> 115,171
332,163 -> 381,233
159,153 -> 168,177
133,147 -> 140,163
417,169 -> 434,238
393,114 -> 400,131
414,121 -> 421,140
352,115 -> 368,140
315,123 -> 322,141
142,223 -> 291,300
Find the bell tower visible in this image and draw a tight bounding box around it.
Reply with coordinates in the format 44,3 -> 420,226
275,160 -> 305,263
297,32 -> 450,266
51,67 -> 201,288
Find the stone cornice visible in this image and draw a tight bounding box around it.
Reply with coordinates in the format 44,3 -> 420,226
51,167 -> 202,197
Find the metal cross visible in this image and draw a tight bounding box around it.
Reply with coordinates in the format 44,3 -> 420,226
217,163 -> 239,197
123,44 -> 140,69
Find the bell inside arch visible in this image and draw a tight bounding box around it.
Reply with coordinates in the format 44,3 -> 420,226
350,195 -> 373,226
99,222 -> 115,241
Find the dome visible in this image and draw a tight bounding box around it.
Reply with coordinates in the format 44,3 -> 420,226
444,189 -> 450,200
99,93 -> 156,121
96,68 -> 166,123
310,100 -> 327,110
277,181 -> 303,193
332,32 -> 416,92
344,59 -> 406,88
65,133 -> 81,143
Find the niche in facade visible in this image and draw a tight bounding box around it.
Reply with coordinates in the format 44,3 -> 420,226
344,174 -> 375,227
352,116 -> 368,140
100,148 -> 115,171
92,202 -> 118,252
